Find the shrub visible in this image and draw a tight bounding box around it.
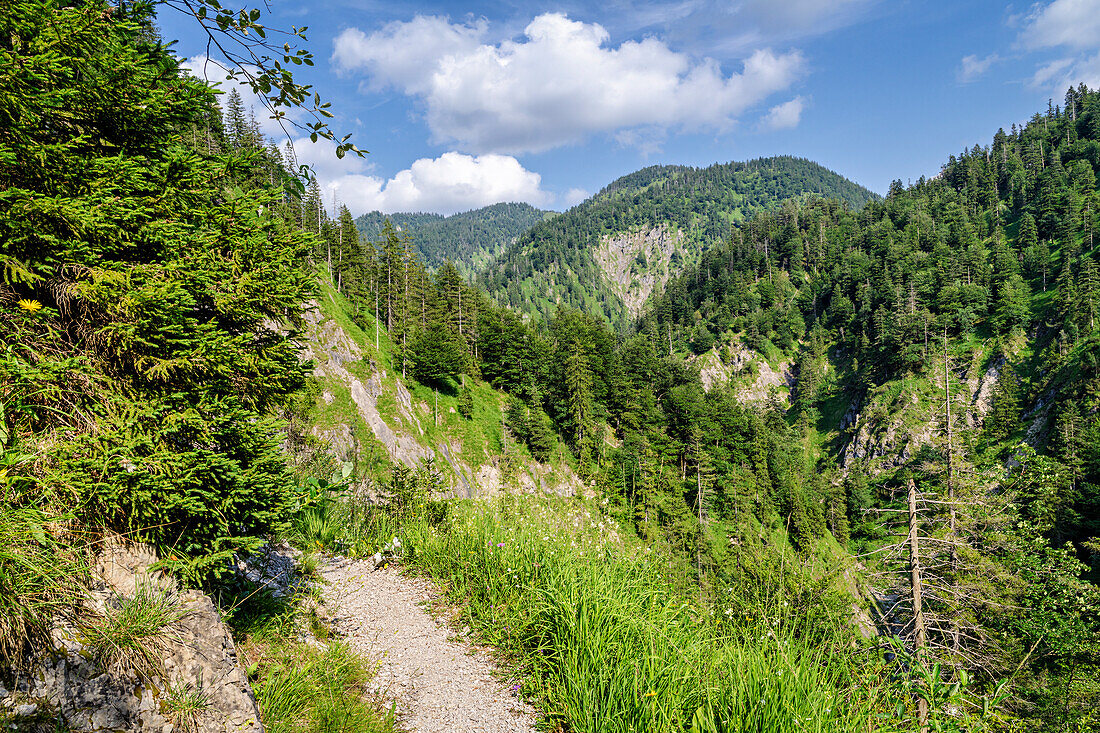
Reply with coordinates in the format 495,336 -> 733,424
0,0 -> 315,581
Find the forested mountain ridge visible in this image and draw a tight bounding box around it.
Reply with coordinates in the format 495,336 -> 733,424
354,202 -> 552,277
635,86 -> 1100,725
478,156 -> 877,329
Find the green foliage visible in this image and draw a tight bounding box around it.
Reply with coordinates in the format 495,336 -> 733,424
0,0 -> 315,580
327,495 -> 1009,733
253,638 -> 398,733
984,361 -> 1021,443
411,322 -> 464,386
224,585 -> 398,733
457,385 -> 474,419
163,680 -> 213,733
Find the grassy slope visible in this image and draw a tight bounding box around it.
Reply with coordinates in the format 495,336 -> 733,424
302,278 -> 579,494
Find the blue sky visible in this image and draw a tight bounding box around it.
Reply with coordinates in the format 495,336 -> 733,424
158,0 -> 1100,215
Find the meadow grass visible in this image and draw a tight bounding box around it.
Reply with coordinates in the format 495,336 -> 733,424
0,505 -> 87,673
318,494 -> 902,733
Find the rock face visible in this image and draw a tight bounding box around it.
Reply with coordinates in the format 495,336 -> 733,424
3,540 -> 262,733
302,301 -> 435,470
839,350 -> 1004,476
690,342 -> 793,404
593,226 -> 685,318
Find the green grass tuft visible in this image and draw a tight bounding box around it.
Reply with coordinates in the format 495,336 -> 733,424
83,581 -> 184,681
0,505 -> 86,675
163,680 -> 212,733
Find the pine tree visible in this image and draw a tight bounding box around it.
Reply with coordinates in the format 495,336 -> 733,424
984,362 -> 1021,443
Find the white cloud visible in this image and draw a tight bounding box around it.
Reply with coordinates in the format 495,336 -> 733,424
289,137 -> 373,181
564,188 -> 591,207
1021,0 -> 1100,50
333,13 -> 805,154
957,53 -> 1000,83
319,152 -> 552,216
615,0 -> 875,53
332,16 -> 487,95
1029,52 -> 1100,89
1018,0 -> 1100,90
761,96 -> 803,130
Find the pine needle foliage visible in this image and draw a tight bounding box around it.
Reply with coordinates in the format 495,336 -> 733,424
0,0 -> 316,581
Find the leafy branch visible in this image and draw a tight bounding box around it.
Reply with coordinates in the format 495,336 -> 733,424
159,0 -> 367,159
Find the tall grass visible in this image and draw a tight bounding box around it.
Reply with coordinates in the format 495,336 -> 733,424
0,505 -> 86,673
318,495 -> 892,733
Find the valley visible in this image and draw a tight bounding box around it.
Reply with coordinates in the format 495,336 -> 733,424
2,3 -> 1099,731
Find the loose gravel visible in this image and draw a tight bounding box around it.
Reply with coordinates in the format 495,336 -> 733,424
318,556 -> 539,733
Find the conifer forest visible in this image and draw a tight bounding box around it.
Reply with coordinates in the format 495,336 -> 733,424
1,1 -> 1098,731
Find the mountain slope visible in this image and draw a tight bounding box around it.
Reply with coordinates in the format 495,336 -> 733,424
643,87 -> 1100,550
354,202 -> 552,276
478,156 -> 876,329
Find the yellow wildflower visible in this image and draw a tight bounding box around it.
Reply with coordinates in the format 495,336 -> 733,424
17,299 -> 43,312
644,690 -> 657,698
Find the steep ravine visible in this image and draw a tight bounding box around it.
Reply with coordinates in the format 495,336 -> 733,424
593,225 -> 685,318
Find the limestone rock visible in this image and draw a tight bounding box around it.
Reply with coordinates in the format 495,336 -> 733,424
5,540 -> 263,733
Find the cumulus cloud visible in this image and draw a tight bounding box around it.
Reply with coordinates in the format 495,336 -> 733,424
564,188 -> 591,207
1020,0 -> 1100,50
1019,0 -> 1100,90
761,96 -> 803,130
957,53 -> 1000,83
317,152 -> 552,216
333,13 -> 805,154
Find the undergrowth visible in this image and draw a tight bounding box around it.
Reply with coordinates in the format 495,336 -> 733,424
295,490 -> 1008,733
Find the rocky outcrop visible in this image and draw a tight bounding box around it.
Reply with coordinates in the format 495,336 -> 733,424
839,351 -> 1006,476
3,540 -> 262,733
299,298 -> 586,499
302,301 -> 434,470
691,343 -> 793,404
593,226 -> 684,318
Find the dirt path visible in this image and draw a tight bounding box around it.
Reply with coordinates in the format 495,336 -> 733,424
318,556 -> 539,733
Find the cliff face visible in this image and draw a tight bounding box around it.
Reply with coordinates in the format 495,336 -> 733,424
593,226 -> 685,319
836,347 -> 1011,476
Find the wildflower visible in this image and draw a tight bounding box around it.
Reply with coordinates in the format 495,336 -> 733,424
497,542 -> 505,547
644,690 -> 657,697
17,299 -> 43,312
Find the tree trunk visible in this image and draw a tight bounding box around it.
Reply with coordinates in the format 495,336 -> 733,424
908,478 -> 929,732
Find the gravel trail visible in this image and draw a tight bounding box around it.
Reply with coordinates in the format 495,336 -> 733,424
318,556 -> 539,733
